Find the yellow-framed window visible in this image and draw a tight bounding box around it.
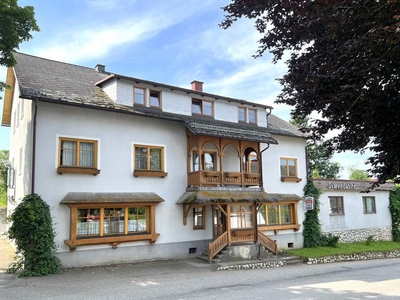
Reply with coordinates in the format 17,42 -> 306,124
77,206 -> 149,237
134,145 -> 164,171
257,203 -> 295,226
280,157 -> 298,177
59,138 -> 98,168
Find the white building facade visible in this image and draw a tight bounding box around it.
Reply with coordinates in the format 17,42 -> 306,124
2,53 -> 315,267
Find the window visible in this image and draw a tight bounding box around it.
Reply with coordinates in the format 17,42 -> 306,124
77,207 -> 148,237
63,196 -> 163,250
192,99 -> 213,116
329,196 -> 344,215
258,203 -> 296,226
363,196 -> 376,214
149,90 -> 161,108
193,206 -> 205,229
57,137 -> 99,175
192,151 -> 216,171
248,108 -> 257,124
238,107 -> 246,122
230,205 -> 253,229
134,87 -> 145,105
134,145 -> 167,177
280,157 -> 301,182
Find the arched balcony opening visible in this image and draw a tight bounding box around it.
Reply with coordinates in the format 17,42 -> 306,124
242,147 -> 261,187
222,144 -> 241,186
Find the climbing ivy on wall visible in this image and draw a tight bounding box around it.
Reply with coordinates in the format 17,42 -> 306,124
302,179 -> 323,248
389,185 -> 400,242
6,194 -> 61,276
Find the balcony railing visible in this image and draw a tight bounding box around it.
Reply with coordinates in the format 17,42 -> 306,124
188,171 -> 260,187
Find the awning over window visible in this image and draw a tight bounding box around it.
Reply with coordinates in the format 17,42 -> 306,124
184,119 -> 278,144
176,190 -> 301,204
60,192 -> 165,204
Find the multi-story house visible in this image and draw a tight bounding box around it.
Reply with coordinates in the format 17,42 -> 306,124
2,52 -> 308,267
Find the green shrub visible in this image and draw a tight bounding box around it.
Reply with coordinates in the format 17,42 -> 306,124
321,233 -> 340,247
302,179 -> 324,248
6,194 -> 61,276
366,235 -> 375,246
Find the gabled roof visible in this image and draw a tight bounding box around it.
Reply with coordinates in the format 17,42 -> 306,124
3,52 -> 305,140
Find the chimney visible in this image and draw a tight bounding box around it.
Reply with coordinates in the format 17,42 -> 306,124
95,64 -> 105,73
191,80 -> 204,92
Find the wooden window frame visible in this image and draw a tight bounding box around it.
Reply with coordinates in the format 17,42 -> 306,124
64,203 -> 160,250
134,87 -> 146,106
280,157 -> 301,182
57,137 -> 100,175
149,90 -> 162,108
191,99 -> 214,117
193,205 -> 206,229
133,144 -> 167,177
230,204 -> 253,229
248,108 -> 257,124
329,196 -> 345,215
257,202 -> 300,231
238,107 -> 246,122
363,196 -> 376,214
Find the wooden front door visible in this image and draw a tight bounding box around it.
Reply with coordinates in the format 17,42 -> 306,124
213,205 -> 227,238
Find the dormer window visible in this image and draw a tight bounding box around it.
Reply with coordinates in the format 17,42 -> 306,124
134,87 -> 145,105
238,107 -> 246,122
238,107 -> 257,124
149,90 -> 161,108
192,99 -> 213,117
248,108 -> 257,124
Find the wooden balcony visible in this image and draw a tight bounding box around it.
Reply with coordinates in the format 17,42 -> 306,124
188,171 -> 260,187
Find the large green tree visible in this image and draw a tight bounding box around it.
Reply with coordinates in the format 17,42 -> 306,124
290,117 -> 341,179
221,0 -> 400,187
0,0 -> 39,96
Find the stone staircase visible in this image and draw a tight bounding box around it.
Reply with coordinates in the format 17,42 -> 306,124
198,243 -> 276,263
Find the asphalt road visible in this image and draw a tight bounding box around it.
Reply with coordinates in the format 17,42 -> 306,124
1,257 -> 400,299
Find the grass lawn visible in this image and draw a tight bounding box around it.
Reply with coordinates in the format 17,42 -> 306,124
285,241 -> 400,258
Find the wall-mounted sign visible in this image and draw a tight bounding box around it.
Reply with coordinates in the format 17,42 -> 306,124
327,182 -> 356,190
304,196 -> 314,211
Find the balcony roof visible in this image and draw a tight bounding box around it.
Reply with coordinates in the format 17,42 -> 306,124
60,192 -> 165,204
177,189 -> 301,204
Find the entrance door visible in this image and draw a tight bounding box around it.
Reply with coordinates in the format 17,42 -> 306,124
213,205 -> 226,238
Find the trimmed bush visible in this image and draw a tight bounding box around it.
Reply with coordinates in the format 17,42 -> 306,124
6,194 -> 61,276
302,179 -> 323,248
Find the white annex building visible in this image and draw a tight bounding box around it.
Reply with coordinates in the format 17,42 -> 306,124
1,53 -> 394,267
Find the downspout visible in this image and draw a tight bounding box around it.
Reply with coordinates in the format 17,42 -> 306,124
31,98 -> 38,194
256,143 -> 270,260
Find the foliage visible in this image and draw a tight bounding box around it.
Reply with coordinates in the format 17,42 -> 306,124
285,241 -> 400,258
320,233 -> 340,247
366,235 -> 375,246
0,150 -> 9,208
308,142 -> 341,179
290,117 -> 341,179
389,185 -> 400,242
0,0 -> 39,97
6,194 -> 61,276
221,0 -> 400,186
302,179 -> 323,248
348,166 -> 370,181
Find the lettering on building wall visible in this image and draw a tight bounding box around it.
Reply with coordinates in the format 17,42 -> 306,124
327,182 -> 356,190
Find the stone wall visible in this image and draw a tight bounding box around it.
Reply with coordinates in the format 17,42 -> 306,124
307,250 -> 400,264
325,227 -> 392,243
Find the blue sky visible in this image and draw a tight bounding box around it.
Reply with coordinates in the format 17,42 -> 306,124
0,0 -> 370,178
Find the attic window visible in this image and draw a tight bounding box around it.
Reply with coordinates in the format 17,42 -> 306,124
149,90 -> 161,108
